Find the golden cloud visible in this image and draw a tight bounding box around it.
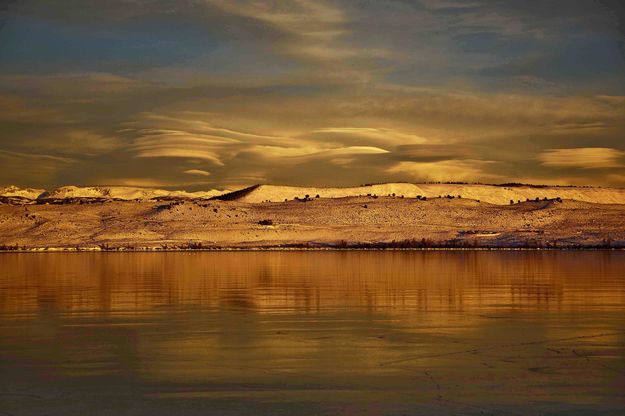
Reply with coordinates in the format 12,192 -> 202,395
538,148 -> 625,169
183,169 -> 211,177
386,159 -> 503,182
306,127 -> 428,148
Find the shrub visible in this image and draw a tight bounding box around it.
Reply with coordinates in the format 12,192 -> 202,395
510,200 -> 514,205
258,219 -> 273,226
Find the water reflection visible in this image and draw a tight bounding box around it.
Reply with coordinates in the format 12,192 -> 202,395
1,252 -> 624,316
0,252 -> 624,415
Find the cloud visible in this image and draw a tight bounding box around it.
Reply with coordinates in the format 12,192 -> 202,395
303,127 -> 427,148
205,0 -> 346,63
183,169 -> 211,177
2,1 -> 625,188
3,82 -> 625,188
386,159 -> 503,182
201,0 -> 389,85
393,144 -> 474,161
134,114 -> 282,142
251,145 -> 389,165
538,148 -> 625,169
0,73 -> 145,97
0,149 -> 76,164
0,150 -> 76,186
81,90 -> 625,188
129,130 -> 240,165
127,115 -> 392,169
206,0 -> 344,36
0,94 -> 67,123
24,130 -> 121,156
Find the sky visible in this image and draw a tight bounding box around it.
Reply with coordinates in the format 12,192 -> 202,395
1,0 -> 625,190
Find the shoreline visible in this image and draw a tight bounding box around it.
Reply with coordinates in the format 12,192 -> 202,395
2,246 -> 624,253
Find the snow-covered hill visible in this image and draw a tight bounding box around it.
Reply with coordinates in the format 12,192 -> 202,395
221,183 -> 625,205
1,185 -> 227,201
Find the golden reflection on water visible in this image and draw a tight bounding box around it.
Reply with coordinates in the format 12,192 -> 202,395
1,251 -> 624,316
0,252 -> 624,415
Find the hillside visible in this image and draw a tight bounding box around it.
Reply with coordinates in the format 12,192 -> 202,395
0,186 -> 47,200
45,185 -> 228,200
1,196 -> 624,250
0,185 -> 228,201
223,183 -> 625,205
4,183 -> 625,205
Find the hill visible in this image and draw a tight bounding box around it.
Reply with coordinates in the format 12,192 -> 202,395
1,196 -> 623,249
221,183 -> 625,205
0,186 -> 47,200
4,183 -> 625,205
1,185 -> 227,201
